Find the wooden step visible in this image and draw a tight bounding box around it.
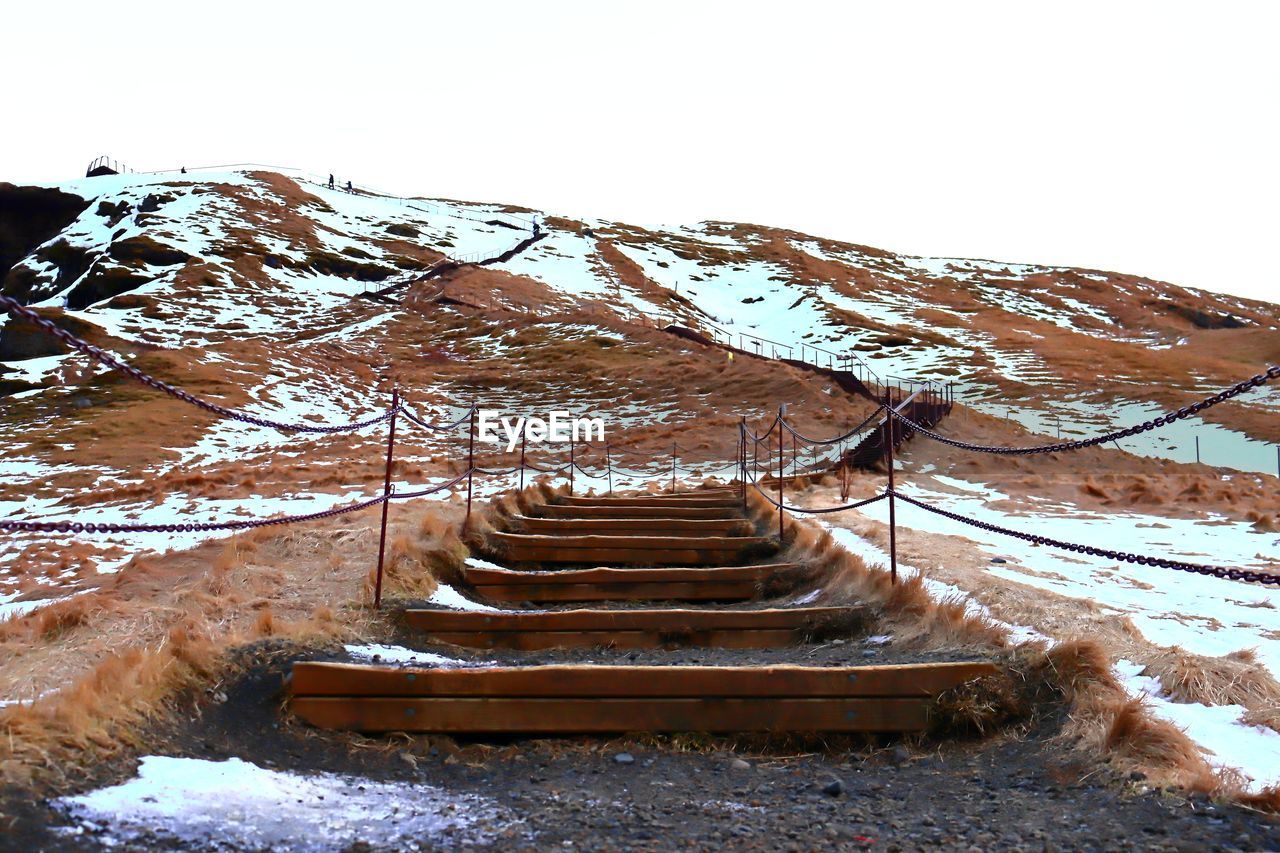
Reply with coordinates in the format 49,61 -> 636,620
292,697 -> 927,733
463,563 -> 802,603
538,504 -> 743,520
403,606 -> 862,649
294,661 -> 996,697
288,661 -> 999,733
490,532 -> 774,566
464,563 -> 799,585
511,515 -> 754,537
472,580 -> 759,603
556,495 -> 741,509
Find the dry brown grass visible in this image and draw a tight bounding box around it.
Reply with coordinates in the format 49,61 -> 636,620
773,497 -> 1012,652
464,480 -> 568,557
0,498 -> 471,787
1139,646 -> 1280,712
774,501 -> 1277,802
1025,639 -> 1237,793
363,511 -> 470,602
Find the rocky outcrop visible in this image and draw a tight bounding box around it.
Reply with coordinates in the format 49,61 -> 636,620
0,184 -> 90,300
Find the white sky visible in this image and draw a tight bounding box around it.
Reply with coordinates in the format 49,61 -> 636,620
3,1 -> 1277,304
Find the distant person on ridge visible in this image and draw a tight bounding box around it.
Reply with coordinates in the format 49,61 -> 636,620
180,167 -> 186,174
328,174 -> 335,189
346,180 -> 353,193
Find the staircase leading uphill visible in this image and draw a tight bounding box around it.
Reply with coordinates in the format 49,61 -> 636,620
288,488 -> 998,735
843,386 -> 952,470
659,324 -> 953,473
489,492 -> 774,566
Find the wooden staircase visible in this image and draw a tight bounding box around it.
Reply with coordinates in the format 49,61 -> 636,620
287,487 -> 998,734
843,387 -> 952,470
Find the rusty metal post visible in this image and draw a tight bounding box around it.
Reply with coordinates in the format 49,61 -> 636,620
671,443 -> 677,494
791,429 -> 797,484
606,444 -> 613,496
464,403 -> 476,530
777,405 -> 785,541
739,420 -> 747,508
569,432 -> 575,495
373,387 -> 400,610
883,390 -> 898,585
519,430 -> 527,492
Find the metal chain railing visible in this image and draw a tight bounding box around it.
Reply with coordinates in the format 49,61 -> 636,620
0,294 -> 395,434
0,494 -> 392,535
892,490 -> 1280,586
887,365 -> 1280,456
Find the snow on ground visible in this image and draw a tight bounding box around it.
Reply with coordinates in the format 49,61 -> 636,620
851,476 -> 1280,672
822,507 -> 1280,790
54,755 -> 520,850
428,582 -> 506,613
1116,660 -> 1280,793
967,394 -> 1280,477
816,520 -> 1049,647
342,644 -> 494,668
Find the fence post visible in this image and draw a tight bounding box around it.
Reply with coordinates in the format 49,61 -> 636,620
671,443 -> 677,494
883,390 -> 898,585
569,432 -> 575,495
777,406 -> 786,541
738,422 -> 745,508
373,386 -> 400,610
464,404 -> 476,531
783,427 -> 793,481
606,444 -> 613,496
519,430 -> 526,492
1195,435 -> 1200,464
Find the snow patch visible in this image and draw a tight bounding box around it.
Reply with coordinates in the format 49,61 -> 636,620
54,756 -> 519,850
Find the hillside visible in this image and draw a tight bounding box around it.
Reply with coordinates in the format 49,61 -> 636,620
1,167 -> 1279,846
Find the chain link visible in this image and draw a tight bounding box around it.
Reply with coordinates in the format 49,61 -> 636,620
888,365 -> 1280,455
0,294 -> 394,434
892,490 -> 1280,586
751,484 -> 889,515
0,494 -> 390,535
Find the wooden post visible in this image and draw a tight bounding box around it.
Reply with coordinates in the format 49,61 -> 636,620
777,405 -> 785,541
464,404 -> 476,530
883,390 -> 898,585
373,387 -> 400,610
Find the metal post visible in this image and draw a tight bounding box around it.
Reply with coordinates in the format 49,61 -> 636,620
791,430 -> 797,483
373,387 -> 400,609
884,390 -> 898,585
519,430 -> 527,492
777,405 -> 786,541
1195,435 -> 1200,464
569,432 -> 575,495
464,404 -> 476,530
739,420 -> 747,508
671,443 -> 677,494
606,444 -> 613,496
